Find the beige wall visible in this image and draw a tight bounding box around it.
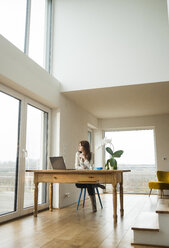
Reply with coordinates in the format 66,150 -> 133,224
100,114 -> 169,171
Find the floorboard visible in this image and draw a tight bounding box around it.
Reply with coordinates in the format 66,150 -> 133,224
0,194 -> 164,248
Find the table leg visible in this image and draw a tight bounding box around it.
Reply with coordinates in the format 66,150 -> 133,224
120,182 -> 124,216
113,184 -> 117,223
49,183 -> 53,212
34,182 -> 39,217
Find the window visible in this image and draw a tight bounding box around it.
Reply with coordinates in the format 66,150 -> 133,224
28,0 -> 46,67
0,0 -> 52,71
88,130 -> 94,152
105,129 -> 156,194
88,130 -> 92,145
0,0 -> 27,51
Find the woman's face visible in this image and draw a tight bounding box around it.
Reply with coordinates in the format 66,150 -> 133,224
78,143 -> 84,153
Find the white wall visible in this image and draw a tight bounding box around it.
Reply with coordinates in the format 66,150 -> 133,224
52,0 -> 169,91
100,114 -> 169,171
58,94 -> 98,207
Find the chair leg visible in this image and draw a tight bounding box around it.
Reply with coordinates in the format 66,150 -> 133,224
96,187 -> 103,209
77,188 -> 83,210
160,189 -> 163,199
149,189 -> 152,197
83,188 -> 86,208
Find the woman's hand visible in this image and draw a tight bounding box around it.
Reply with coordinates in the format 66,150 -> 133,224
79,153 -> 85,162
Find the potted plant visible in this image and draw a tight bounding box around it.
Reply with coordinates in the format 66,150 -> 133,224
105,147 -> 124,170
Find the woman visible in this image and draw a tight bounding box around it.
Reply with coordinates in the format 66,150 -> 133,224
75,140 -> 93,170
75,140 -> 97,212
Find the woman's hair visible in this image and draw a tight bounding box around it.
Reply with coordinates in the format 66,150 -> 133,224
80,140 -> 91,161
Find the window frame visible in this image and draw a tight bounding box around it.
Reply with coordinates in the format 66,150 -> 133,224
104,127 -> 157,164
103,128 -> 157,194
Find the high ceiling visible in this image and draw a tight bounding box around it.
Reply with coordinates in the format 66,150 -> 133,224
63,81 -> 169,119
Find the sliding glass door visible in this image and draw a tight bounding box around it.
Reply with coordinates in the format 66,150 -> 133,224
0,85 -> 50,222
0,92 -> 20,215
24,104 -> 48,208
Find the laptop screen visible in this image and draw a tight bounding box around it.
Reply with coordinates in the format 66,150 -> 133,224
50,156 -> 66,170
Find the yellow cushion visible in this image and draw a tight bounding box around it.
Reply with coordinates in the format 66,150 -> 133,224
148,181 -> 169,190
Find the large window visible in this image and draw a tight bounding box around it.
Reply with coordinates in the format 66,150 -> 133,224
105,129 -> 156,194
0,86 -> 50,222
0,0 -> 52,70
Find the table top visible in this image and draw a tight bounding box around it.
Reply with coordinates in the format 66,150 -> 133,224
26,169 -> 131,174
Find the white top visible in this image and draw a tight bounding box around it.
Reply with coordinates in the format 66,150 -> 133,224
75,152 -> 93,170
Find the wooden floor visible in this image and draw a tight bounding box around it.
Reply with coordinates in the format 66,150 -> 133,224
0,194 -> 162,248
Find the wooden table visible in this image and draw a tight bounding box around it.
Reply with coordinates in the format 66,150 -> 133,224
26,169 -> 130,222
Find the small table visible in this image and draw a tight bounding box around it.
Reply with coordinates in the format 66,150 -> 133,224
26,169 -> 130,223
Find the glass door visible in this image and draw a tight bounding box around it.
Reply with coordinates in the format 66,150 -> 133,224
24,104 -> 48,208
0,85 -> 50,223
0,91 -> 20,215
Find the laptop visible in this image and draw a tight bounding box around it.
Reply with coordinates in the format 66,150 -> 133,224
50,156 -> 75,170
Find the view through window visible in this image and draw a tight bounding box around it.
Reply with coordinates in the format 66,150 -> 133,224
0,0 -> 51,70
0,88 -> 49,221
28,0 -> 46,67
0,0 -> 27,51
24,105 -> 48,208
105,129 -> 156,194
0,92 -> 20,215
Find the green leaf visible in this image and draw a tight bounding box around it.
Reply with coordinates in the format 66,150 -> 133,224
113,160 -> 117,169
109,157 -> 116,167
105,164 -> 109,170
106,147 -> 114,156
105,159 -> 110,170
113,150 -> 124,158
106,159 -> 110,164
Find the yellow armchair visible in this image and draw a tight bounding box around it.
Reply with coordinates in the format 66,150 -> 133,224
148,171 -> 169,198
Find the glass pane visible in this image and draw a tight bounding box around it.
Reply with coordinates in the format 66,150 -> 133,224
105,130 -> 156,194
28,0 -> 46,67
88,131 -> 92,145
0,91 -> 20,215
24,104 -> 48,208
0,0 -> 27,51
